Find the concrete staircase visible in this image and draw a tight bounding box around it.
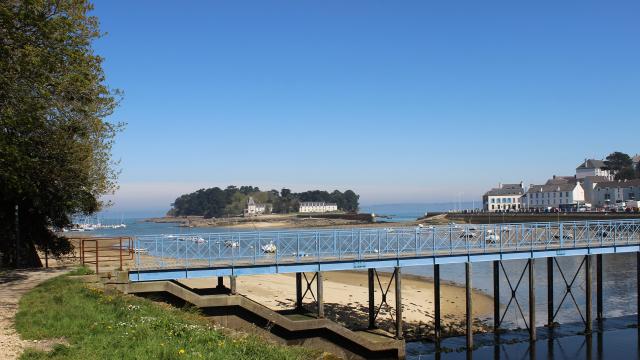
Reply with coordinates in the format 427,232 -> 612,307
107,276 -> 404,360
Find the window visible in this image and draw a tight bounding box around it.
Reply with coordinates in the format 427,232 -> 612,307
566,192 -> 570,197
491,198 -> 495,203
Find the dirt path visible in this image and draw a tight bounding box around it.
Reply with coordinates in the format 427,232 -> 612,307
0,268 -> 68,360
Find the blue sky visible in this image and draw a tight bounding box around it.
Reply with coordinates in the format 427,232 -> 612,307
92,1 -> 640,215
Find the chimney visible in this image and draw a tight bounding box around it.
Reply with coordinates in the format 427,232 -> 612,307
553,175 -> 556,179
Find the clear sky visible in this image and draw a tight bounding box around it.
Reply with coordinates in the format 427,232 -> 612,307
92,1 -> 640,215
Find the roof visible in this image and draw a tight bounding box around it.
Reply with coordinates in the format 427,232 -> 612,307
583,176 -> 611,183
577,159 -> 606,170
247,197 -> 256,206
594,179 -> 640,189
633,155 -> 640,163
484,188 -> 524,196
300,202 -> 337,206
527,183 -> 579,193
545,176 -> 578,185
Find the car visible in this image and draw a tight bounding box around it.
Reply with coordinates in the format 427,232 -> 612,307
459,230 -> 477,239
594,230 -> 609,238
486,234 -> 500,243
553,233 -> 573,240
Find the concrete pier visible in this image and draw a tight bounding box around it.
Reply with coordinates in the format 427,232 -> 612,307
465,262 -> 473,349
434,264 -> 441,346
317,271 -> 324,318
395,267 -> 403,340
529,259 -> 536,341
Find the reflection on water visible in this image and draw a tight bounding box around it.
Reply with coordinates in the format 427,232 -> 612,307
410,327 -> 640,359
401,253 -> 639,328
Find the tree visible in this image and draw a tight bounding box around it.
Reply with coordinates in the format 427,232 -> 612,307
604,152 -> 634,180
342,190 -> 360,213
636,161 -> 640,178
0,0 -> 121,267
616,167 -> 636,181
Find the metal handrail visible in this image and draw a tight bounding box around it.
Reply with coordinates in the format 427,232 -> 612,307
132,219 -> 640,270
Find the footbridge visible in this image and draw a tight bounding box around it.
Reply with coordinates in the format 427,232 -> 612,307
126,218 -> 640,353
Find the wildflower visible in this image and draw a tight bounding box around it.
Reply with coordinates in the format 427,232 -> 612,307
178,349 -> 185,355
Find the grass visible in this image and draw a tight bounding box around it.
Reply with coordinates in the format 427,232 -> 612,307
15,275 -> 318,360
66,265 -> 94,276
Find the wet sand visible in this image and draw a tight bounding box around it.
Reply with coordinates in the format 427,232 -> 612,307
180,270 -> 493,339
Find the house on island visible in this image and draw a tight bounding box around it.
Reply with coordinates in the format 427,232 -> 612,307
482,182 -> 524,212
244,196 -> 269,217
576,159 -> 612,180
299,202 -> 338,213
522,176 -> 585,210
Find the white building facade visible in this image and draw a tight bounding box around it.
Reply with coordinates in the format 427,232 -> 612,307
482,183 -> 524,212
299,202 -> 338,213
244,196 -> 268,216
592,179 -> 640,208
576,159 -> 612,180
523,180 -> 585,210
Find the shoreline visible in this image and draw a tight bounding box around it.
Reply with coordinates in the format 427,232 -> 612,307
180,270 -> 492,339
145,213 -> 451,230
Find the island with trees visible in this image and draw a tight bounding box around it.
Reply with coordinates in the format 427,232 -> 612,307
150,186 -> 364,229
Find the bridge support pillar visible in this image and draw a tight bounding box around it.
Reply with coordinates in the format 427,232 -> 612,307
596,254 -> 603,327
395,267 -> 403,340
637,252 -> 640,325
586,255 -> 592,333
368,268 -> 375,329
529,259 -> 536,341
229,275 -> 237,295
465,262 -> 473,350
295,272 -> 303,311
217,276 -> 224,289
493,260 -> 500,333
547,257 -> 554,327
317,272 -> 324,319
434,264 -> 441,347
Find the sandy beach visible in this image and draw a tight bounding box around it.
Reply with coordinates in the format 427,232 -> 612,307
180,270 -> 492,339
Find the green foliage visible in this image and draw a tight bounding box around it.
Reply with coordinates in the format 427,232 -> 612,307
16,275 -> 316,360
0,0 -> 122,267
67,265 -> 94,276
604,152 -> 637,180
170,186 -> 360,217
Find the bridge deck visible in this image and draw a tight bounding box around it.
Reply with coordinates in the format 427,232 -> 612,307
130,219 -> 640,281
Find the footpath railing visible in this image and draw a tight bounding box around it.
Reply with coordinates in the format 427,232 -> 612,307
76,237 -> 133,273
132,219 -> 640,271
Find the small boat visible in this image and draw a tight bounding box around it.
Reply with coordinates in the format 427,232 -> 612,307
166,235 -> 206,244
261,242 -> 276,253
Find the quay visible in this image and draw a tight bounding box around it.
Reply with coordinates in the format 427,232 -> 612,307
115,219 -> 640,358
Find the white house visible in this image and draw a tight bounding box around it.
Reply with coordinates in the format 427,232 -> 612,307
576,159 -> 612,180
244,196 -> 268,217
482,182 -> 524,212
582,176 -> 611,205
592,179 -> 640,208
523,177 -> 585,210
299,202 -> 338,213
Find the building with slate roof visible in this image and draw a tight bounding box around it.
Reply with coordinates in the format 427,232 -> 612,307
482,182 -> 525,212
522,178 -> 585,210
592,179 -> 640,208
576,159 -> 612,180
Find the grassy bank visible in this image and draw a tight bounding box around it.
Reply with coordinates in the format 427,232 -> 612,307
15,273 -> 318,360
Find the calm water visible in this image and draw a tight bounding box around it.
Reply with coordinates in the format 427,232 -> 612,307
91,211 -> 640,358
410,327 -> 640,359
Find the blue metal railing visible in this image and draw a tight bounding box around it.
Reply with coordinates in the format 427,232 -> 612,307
132,219 -> 640,271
